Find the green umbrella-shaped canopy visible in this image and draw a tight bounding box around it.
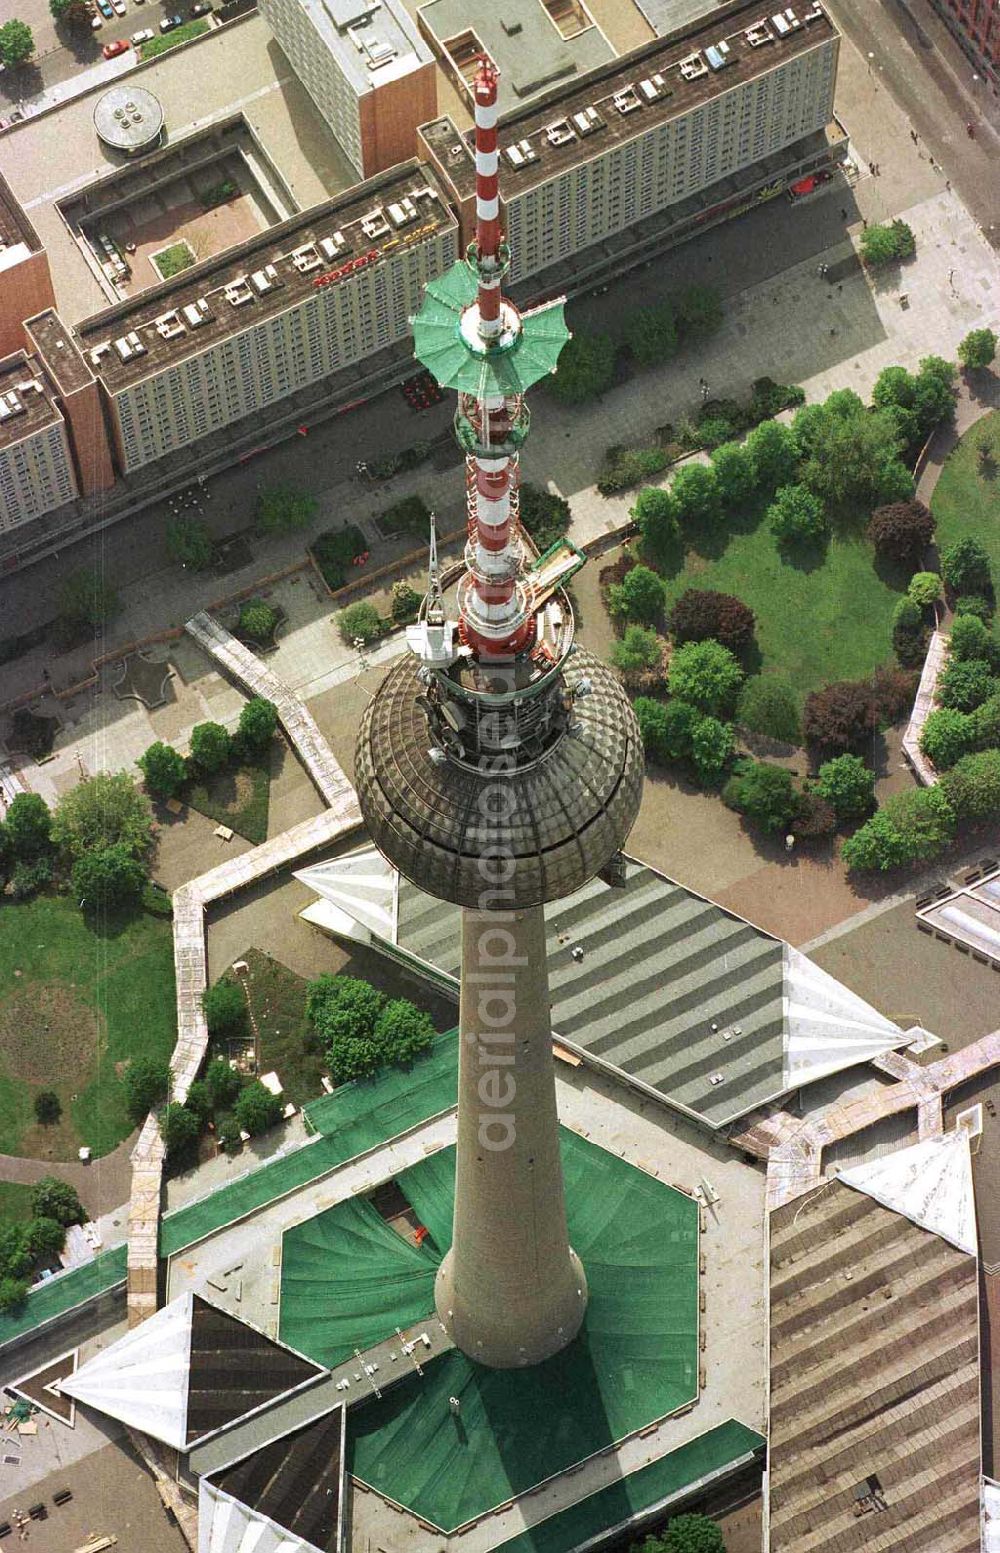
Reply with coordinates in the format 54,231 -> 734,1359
412,260 -> 569,398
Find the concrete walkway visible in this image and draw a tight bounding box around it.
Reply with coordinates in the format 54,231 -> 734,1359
0,1137 -> 134,1217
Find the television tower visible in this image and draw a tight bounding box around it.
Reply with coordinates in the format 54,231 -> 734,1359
355,60 -> 643,1369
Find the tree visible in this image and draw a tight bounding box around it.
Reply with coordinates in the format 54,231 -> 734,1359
0,1279 -> 29,1314
736,676 -> 801,743
233,1080 -> 283,1137
723,759 -> 799,833
58,569 -> 119,632
710,441 -> 755,508
166,515 -> 214,570
670,464 -> 720,529
4,793 -> 51,859
891,596 -> 927,668
27,1216 -> 66,1263
189,721 -> 232,774
635,697 -> 698,763
907,571 -> 941,609
609,625 -> 662,677
952,613 -> 995,665
670,589 -> 755,652
160,1102 -> 201,1161
941,537 -> 992,597
0,19 -> 34,67
374,1000 -> 435,1065
609,565 -> 664,625
123,1057 -> 170,1124
668,640 -> 743,717
30,1177 -> 83,1227
624,301 -> 677,365
10,859 -> 52,900
954,594 -> 994,624
72,845 -> 147,911
866,501 -> 934,566
0,1222 -> 31,1280
238,696 -> 279,751
327,1033 -> 383,1084
974,693 -> 1000,749
744,419 -> 799,493
842,786 -> 954,871
202,978 -> 247,1037
390,582 -> 421,623
52,772 -> 153,860
50,0 -> 93,23
137,741 -> 187,801
652,1510 -> 727,1553
938,656 -> 996,712
958,328 -> 998,370
794,396 -> 911,510
34,1091 -> 61,1126
255,486 -> 318,534
204,1056 -> 242,1112
860,218 -> 916,267
942,748 -> 1000,821
814,753 -> 876,820
547,333 -> 616,404
338,600 -> 382,646
803,680 -> 878,754
768,483 -> 828,547
920,707 -> 976,769
690,715 -> 735,785
674,284 -> 723,339
518,485 -> 571,550
912,356 -> 957,434
307,974 -> 385,1057
238,599 -> 278,643
632,487 -> 679,563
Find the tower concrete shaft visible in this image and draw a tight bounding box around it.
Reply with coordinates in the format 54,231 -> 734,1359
434,906 -> 587,1369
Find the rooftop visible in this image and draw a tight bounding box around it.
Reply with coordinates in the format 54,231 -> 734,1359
416,0 -> 615,109
0,170 -> 42,258
92,83 -> 164,153
23,310 -> 95,396
0,352 -> 64,452
205,1404 -> 345,1552
75,161 -> 456,393
768,1175 -> 981,1551
0,13 -> 358,324
419,0 -> 837,197
285,0 -> 433,94
633,0 -> 720,37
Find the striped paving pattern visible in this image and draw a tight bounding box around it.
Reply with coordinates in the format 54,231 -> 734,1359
397,861 -> 786,1127
768,1179 -> 981,1553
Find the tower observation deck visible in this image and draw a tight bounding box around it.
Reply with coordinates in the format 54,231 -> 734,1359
355,59 -> 644,1369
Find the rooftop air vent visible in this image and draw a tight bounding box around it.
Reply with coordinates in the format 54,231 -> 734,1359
361,208 -> 391,239
155,309 -> 185,339
504,137 -> 538,167
387,196 -> 419,227
181,299 -> 210,328
0,391 -> 24,420
572,105 -> 604,134
745,20 -> 773,44
320,232 -> 346,259
225,277 -> 254,308
679,51 -> 708,80
292,242 -> 323,273
638,73 -> 666,101
705,40 -> 732,70
251,264 -> 279,294
544,118 -> 576,148
612,85 -> 641,114
89,342 -> 112,366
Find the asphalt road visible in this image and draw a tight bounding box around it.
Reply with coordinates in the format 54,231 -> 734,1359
827,0 -> 1000,243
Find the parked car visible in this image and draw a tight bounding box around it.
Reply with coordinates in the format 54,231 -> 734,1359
189,2 -> 211,13
91,11 -> 103,25
102,35 -> 130,55
97,0 -> 114,16
111,0 -> 127,14
131,25 -> 153,42
159,11 -> 182,28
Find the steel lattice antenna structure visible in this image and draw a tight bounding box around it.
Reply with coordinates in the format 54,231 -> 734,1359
356,59 -> 644,1369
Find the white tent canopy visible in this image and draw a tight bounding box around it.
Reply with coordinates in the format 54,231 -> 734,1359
61,1291 -> 194,1449
782,946 -> 905,1089
838,1130 -> 977,1255
199,1480 -> 319,1553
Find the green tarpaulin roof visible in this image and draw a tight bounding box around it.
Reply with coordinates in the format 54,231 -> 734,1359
412,260 -> 569,397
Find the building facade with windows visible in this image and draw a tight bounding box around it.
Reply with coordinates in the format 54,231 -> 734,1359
0,174 -> 57,363
257,0 -> 437,177
76,164 -> 458,474
929,0 -> 1000,83
0,353 -> 79,533
420,0 -> 840,287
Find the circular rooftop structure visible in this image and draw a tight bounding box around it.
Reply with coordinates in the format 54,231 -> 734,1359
93,85 -> 164,155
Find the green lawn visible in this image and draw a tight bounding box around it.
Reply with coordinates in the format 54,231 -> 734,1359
0,895 -> 176,1160
931,410 -> 1000,574
240,948 -> 325,1106
186,752 -> 271,844
658,511 -> 905,703
152,241 -> 195,280
139,18 -> 208,57
0,1182 -> 36,1222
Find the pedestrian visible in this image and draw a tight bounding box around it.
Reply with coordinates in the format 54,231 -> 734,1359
862,217 -> 868,230
840,207 -> 848,219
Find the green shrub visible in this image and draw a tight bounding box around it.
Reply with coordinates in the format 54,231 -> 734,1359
941,537 -> 992,597
338,601 -> 382,646
217,1117 -> 243,1154
597,445 -> 669,496
238,696 -> 279,750
668,640 -> 744,717
634,697 -> 699,764
723,759 -> 799,832
518,485 -> 571,550
204,1057 -> 243,1112
312,524 -> 367,589
958,327 -> 997,370
0,1279 -> 29,1313
11,858 -> 53,899
30,1177 -> 83,1226
941,748 -> 1000,821
631,487 -> 679,562
744,419 -> 799,493
841,786 -> 954,871
5,793 -> 51,859
166,516 -> 214,570
390,582 -> 422,624
608,565 -> 664,625
137,741 -> 187,801
768,483 -> 828,547
256,487 -> 318,534
690,715 -> 735,785
736,676 -> 801,743
860,219 -> 916,267
374,1000 -> 435,1065
160,1102 -> 202,1161
920,706 -> 976,769
202,978 -> 247,1037
189,721 -> 232,773
973,693 -> 1000,749
907,571 -> 941,608
27,1216 -> 66,1263
72,845 -> 147,911
891,596 -> 927,668
184,1080 -> 213,1126
814,753 -> 876,820
238,599 -> 278,644
748,377 -> 805,422
710,441 -> 756,508
58,569 -> 119,631
937,656 -> 996,712
547,332 -> 616,404
954,594 -> 994,624
233,1080 -> 283,1137
624,301 -> 677,365
609,625 -> 663,677
951,614 -> 994,662
123,1057 -> 171,1124
670,463 -> 721,530
53,772 -> 153,860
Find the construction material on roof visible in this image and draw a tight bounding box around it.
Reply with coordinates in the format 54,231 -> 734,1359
61,1292 -> 323,1450
298,849 -> 905,1126
768,1178 -> 981,1551
984,1477 -> 1000,1553
281,1132 -> 699,1530
202,1403 -> 345,1553
837,1129 -> 977,1255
